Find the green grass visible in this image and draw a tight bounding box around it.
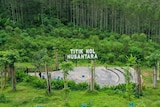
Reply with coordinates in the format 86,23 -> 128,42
15,62 -> 35,69
0,65 -> 160,107
0,82 -> 160,107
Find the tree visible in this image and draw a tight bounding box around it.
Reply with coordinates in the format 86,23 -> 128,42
42,55 -> 52,94
60,61 -> 74,100
147,51 -> 160,88
60,61 -> 74,88
126,54 -> 141,100
0,51 -> 8,90
90,60 -> 95,91
0,50 -> 19,91
33,48 -> 52,94
33,49 -> 47,72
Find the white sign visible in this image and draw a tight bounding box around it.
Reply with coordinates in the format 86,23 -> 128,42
67,49 -> 98,59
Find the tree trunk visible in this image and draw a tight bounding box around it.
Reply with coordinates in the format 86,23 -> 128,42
45,62 -> 51,94
3,64 -> 7,89
8,67 -> 11,81
136,65 -> 142,97
153,66 -> 157,88
90,60 -> 95,91
157,62 -> 159,80
55,50 -> 59,71
10,64 -> 16,91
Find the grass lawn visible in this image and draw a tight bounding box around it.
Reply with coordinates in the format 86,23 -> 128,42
0,67 -> 160,107
0,81 -> 160,107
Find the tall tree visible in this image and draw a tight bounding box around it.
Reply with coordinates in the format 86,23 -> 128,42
147,51 -> 160,88
0,50 -> 19,91
60,61 -> 74,100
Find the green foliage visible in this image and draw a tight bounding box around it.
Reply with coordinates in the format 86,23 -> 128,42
68,80 -> 76,90
0,94 -> 9,103
146,51 -> 160,67
0,21 -> 160,67
64,101 -> 71,107
14,27 -> 22,34
124,83 -> 135,101
31,77 -> 46,89
0,18 -> 160,68
33,48 -> 47,70
51,79 -> 89,90
60,61 -> 74,89
124,68 -> 131,83
5,25 -> 13,33
0,50 -> 19,66
16,71 -> 46,89
128,47 -> 143,62
94,82 -> 100,90
127,54 -> 137,66
118,55 -> 127,63
0,30 -> 7,46
0,79 -> 159,107
131,33 -> 147,42
76,82 -> 89,90
106,53 -> 115,63
16,70 -> 28,82
101,83 -> 137,98
85,90 -> 99,96
51,79 -> 64,90
63,87 -> 71,100
60,61 -> 74,73
151,101 -> 160,107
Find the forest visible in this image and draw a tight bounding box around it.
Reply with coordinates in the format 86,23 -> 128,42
0,0 -> 160,66
1,0 -> 160,41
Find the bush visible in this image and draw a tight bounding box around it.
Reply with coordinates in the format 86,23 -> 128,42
51,79 -> 89,90
16,70 -> 28,82
32,77 -> 46,89
110,84 -> 126,91
51,79 -> 64,90
76,82 -> 89,90
16,71 -> 46,89
101,85 -> 110,91
94,82 -> 100,90
68,80 -> 76,90
101,83 -> 138,97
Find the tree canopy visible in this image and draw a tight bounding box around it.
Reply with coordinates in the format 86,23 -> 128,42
0,0 -> 160,42
0,0 -> 160,67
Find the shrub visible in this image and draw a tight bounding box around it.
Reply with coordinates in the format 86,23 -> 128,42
23,75 -> 33,83
16,71 -> 46,89
16,70 -> 28,82
51,79 -> 64,90
68,80 -> 76,90
110,84 -> 126,91
101,83 -> 138,97
94,82 -> 100,90
76,82 -> 89,90
31,77 -> 46,89
51,79 -> 89,90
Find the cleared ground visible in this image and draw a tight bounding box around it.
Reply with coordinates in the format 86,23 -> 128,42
29,67 -> 138,87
